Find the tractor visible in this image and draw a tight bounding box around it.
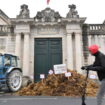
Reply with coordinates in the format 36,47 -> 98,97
0,53 -> 22,92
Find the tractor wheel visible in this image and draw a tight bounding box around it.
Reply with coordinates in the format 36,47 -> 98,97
7,70 -> 22,92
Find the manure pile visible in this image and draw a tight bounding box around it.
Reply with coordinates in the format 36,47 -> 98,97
17,71 -> 99,96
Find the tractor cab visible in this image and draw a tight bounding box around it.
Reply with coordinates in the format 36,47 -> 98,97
0,54 -> 18,78
0,53 -> 22,92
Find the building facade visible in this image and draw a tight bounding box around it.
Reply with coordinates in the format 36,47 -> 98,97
0,4 -> 105,81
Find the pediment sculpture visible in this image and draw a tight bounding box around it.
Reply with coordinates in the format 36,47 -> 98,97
17,4 -> 30,19
66,4 -> 79,18
35,8 -> 61,22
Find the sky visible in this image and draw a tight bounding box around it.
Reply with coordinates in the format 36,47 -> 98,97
0,0 -> 105,24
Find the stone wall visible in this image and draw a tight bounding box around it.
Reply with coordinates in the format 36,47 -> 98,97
1,4 -> 105,80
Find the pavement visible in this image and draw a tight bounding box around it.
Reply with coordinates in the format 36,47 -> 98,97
0,93 -> 105,105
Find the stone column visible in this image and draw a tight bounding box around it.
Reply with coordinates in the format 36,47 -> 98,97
75,33 -> 82,73
23,33 -> 30,76
103,36 -> 105,53
95,35 -> 98,44
67,34 -> 73,70
88,35 -> 92,64
15,33 -> 21,59
100,35 -> 105,53
88,35 -> 92,46
6,34 -> 11,52
15,33 -> 21,56
89,35 -> 95,64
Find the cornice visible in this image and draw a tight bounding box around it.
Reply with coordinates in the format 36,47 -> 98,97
10,18 -> 34,24
61,17 -> 86,24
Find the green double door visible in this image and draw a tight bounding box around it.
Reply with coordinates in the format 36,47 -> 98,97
34,38 -> 62,81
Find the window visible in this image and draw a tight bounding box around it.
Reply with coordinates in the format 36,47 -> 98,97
4,55 -> 10,66
11,57 -> 17,67
0,38 -> 6,51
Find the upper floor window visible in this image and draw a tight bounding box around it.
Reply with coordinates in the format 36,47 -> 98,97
0,38 -> 6,52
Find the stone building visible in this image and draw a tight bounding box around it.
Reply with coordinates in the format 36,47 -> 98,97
0,4 -> 105,81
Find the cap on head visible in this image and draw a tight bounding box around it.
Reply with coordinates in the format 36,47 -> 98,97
88,45 -> 99,54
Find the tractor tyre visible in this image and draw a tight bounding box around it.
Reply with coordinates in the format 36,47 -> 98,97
7,70 -> 22,92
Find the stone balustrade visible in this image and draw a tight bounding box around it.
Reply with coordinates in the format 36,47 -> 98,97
89,24 -> 105,35
0,25 -> 14,34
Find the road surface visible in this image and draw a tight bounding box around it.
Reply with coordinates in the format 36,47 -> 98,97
0,93 -> 105,105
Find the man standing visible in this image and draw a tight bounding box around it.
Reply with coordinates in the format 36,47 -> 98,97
81,44 -> 105,105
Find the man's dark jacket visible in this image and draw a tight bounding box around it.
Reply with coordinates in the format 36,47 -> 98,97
88,51 -> 105,81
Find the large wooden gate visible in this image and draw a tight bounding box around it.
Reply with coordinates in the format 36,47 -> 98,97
34,38 -> 62,81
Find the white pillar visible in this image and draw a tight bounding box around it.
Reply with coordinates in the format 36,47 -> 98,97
91,35 -> 95,45
88,35 -> 92,64
15,33 -> 22,68
23,33 -> 30,76
103,36 -> 105,53
75,33 -> 82,73
88,35 -> 95,65
15,33 -> 21,58
67,34 -> 73,70
95,35 -> 98,44
62,36 -> 66,64
98,36 -> 101,47
6,34 -> 10,52
88,35 -> 92,46
100,35 -> 104,53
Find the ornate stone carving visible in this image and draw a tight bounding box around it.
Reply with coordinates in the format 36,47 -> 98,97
37,26 -> 59,35
34,8 -> 61,22
66,4 -> 79,18
17,4 -> 30,19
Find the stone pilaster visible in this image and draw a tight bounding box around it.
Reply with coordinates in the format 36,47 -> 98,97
75,33 -> 82,73
95,35 -> 98,44
15,33 -> 21,58
100,35 -> 105,53
67,34 -> 73,70
103,36 -> 105,53
88,35 -> 92,46
88,35 -> 92,64
23,33 -> 30,76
